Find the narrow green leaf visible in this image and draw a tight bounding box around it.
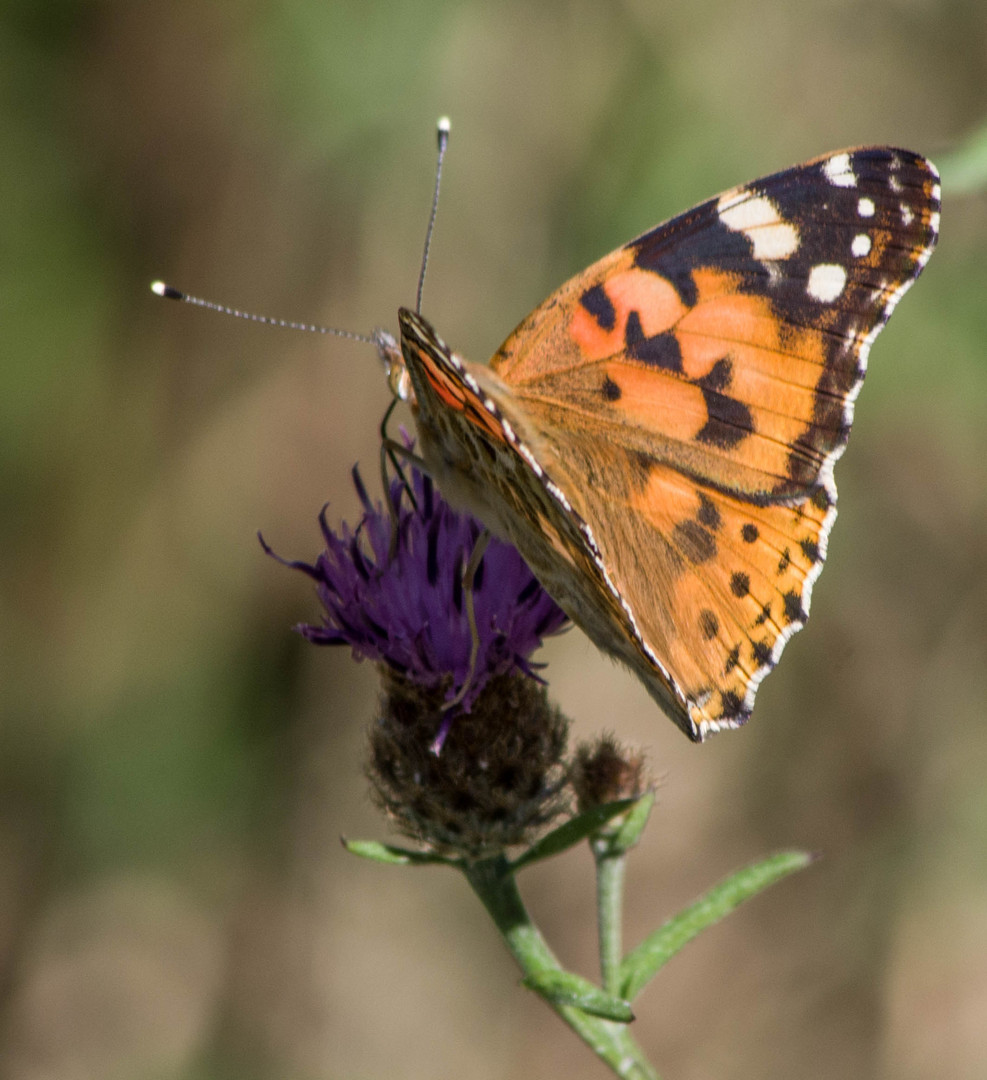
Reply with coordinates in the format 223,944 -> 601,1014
522,969 -> 635,1023
510,798 -> 638,872
608,790 -> 655,853
620,850 -> 813,1000
342,838 -> 457,866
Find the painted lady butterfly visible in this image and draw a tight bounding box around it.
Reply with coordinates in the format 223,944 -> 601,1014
376,139 -> 940,741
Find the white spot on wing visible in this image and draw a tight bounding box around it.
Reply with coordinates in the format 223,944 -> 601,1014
806,263 -> 847,302
851,233 -> 872,258
900,203 -> 914,226
716,193 -> 799,260
516,441 -> 544,478
823,153 -> 856,187
858,197 -> 875,218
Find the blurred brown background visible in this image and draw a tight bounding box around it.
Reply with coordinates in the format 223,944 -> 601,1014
2,2 -> 985,1078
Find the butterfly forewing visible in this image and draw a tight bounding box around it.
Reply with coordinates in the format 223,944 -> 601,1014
403,147 -> 939,739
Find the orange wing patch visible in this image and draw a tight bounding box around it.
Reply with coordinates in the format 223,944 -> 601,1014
569,267 -> 688,361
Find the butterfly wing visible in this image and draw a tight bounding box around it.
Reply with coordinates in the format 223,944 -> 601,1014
403,148 -> 940,739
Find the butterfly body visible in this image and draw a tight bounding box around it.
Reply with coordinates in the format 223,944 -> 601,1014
384,147 -> 940,741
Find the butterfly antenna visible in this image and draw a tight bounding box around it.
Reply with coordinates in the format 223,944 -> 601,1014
415,116 -> 451,315
149,281 -> 373,344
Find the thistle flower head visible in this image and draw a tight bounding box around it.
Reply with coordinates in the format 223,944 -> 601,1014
371,669 -> 570,857
264,457 -> 573,855
571,734 -> 650,810
264,462 -> 568,714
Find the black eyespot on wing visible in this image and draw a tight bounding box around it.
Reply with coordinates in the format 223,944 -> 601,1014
625,312 -> 684,372
752,639 -> 773,666
720,690 -> 748,722
696,357 -> 733,393
696,389 -> 754,449
697,492 -> 721,530
580,283 -> 617,331
783,590 -> 806,624
602,376 -> 622,401
699,609 -> 719,640
730,572 -> 750,597
799,537 -> 820,563
675,519 -> 717,563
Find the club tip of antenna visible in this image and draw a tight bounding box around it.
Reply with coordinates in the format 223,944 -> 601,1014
436,115 -> 451,139
150,280 -> 183,300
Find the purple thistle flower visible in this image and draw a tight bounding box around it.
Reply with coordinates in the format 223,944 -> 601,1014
261,462 -> 569,720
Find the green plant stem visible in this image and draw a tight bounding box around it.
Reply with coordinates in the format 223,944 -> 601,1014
593,838 -> 626,996
464,855 -> 659,1080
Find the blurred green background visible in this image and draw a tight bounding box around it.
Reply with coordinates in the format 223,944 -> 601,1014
2,2 -> 986,1078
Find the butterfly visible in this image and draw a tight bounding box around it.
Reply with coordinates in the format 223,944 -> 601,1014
376,145 -> 940,741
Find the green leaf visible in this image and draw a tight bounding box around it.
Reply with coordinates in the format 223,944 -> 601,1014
620,850 -> 814,1000
607,790 -> 655,853
510,798 -> 638,872
522,969 -> 635,1023
341,838 -> 458,866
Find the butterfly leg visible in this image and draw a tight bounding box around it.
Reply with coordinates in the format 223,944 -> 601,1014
430,527 -> 492,754
378,397 -> 419,520
379,420 -> 430,560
